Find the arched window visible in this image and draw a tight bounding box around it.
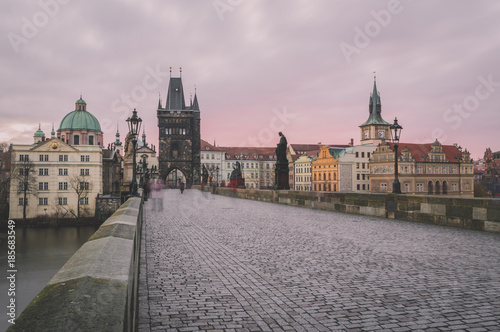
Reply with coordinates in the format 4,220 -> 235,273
435,181 -> 441,194
428,181 -> 433,194
334,173 -> 337,180
442,181 -> 448,195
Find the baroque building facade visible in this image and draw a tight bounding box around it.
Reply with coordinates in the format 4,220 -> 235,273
312,145 -> 344,192
369,140 -> 474,196
9,136 -> 102,219
157,74 -> 201,188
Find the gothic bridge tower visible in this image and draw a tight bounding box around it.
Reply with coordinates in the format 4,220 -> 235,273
157,70 -> 201,187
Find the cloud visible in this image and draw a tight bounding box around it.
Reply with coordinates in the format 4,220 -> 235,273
0,1 -> 499,160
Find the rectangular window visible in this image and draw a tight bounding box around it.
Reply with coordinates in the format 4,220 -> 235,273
19,198 -> 27,206
59,168 -> 68,176
357,184 -> 360,190
362,184 -> 366,190
81,155 -> 90,162
417,183 -> 423,192
80,169 -> 90,176
58,182 -> 68,190
38,197 -> 48,205
59,155 -> 68,162
381,183 -> 387,192
39,154 -> 49,161
357,174 -> 360,180
212,154 -> 215,160
362,174 -> 366,180
356,163 -> 360,169
58,197 -> 68,205
20,154 -> 29,161
39,168 -> 49,176
361,152 -> 365,158
80,182 -> 90,190
39,182 -> 49,190
79,197 -> 89,205
367,152 -> 371,159
452,183 -> 458,191
355,152 -> 359,158
362,163 -> 365,169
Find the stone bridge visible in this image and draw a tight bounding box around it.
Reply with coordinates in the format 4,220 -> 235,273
138,189 -> 500,331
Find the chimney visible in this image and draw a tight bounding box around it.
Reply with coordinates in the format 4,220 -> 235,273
350,138 -> 354,147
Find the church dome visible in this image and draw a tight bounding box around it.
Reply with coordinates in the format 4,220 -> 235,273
34,127 -> 45,137
58,96 -> 101,131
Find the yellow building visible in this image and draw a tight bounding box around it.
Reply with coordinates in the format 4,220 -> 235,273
312,145 -> 344,192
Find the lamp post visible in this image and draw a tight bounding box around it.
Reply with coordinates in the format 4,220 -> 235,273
216,165 -> 219,187
390,117 -> 403,194
127,108 -> 142,197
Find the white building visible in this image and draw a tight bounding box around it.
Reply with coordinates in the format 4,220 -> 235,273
9,137 -> 102,219
338,144 -> 377,192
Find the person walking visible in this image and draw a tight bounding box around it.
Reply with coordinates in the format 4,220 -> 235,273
179,181 -> 185,194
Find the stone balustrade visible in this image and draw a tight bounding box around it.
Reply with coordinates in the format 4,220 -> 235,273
8,194 -> 143,332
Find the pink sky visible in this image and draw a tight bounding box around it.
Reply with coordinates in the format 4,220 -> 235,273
1,1 -> 499,160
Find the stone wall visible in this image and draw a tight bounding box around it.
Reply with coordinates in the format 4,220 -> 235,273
209,187 -> 500,233
8,193 -> 143,332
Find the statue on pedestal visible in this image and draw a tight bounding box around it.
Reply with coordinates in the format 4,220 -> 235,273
275,132 -> 290,190
229,161 -> 245,189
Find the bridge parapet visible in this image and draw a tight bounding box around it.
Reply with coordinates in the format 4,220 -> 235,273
207,187 -> 500,233
8,193 -> 143,332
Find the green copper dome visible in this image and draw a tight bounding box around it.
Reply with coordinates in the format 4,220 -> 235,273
58,97 -> 101,131
59,110 -> 101,131
34,127 -> 45,137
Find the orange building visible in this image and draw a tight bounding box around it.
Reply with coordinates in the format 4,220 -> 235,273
312,145 -> 345,192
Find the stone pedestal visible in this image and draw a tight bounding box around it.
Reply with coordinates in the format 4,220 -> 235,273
275,162 -> 290,190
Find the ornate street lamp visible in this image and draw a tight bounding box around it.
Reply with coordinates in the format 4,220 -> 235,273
390,117 -> 403,194
126,108 -> 142,197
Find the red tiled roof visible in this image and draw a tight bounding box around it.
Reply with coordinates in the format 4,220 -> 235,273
201,139 -> 226,151
387,142 -> 463,162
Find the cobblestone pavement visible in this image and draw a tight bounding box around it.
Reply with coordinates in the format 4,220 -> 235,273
138,190 -> 500,332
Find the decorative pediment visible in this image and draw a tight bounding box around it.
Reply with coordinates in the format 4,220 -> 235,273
30,138 -> 78,152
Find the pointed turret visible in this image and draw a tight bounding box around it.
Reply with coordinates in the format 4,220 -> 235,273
165,77 -> 186,110
158,95 -> 162,110
51,123 -> 55,138
192,93 -> 200,111
360,75 -> 390,127
142,126 -> 147,147
114,123 -> 122,147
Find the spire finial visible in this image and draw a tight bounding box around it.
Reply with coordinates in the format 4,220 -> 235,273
39,122 -> 41,129
180,67 -> 182,77
373,71 -> 376,81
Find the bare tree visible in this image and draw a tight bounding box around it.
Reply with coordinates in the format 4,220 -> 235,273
69,174 -> 93,218
10,156 -> 38,221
